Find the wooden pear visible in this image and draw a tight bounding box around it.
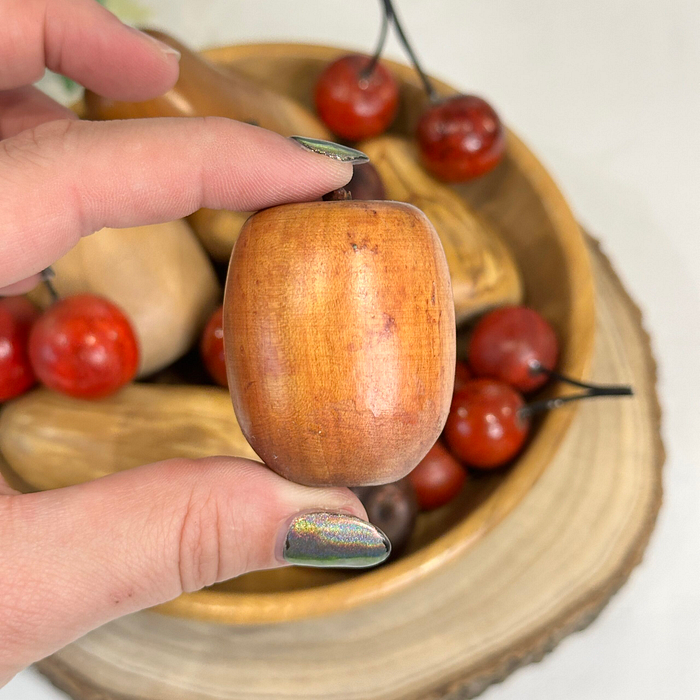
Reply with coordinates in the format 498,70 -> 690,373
28,220 -> 220,377
0,385 -> 259,491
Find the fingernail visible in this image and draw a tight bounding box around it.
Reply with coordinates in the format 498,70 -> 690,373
150,37 -> 181,61
289,136 -> 369,165
128,26 -> 181,61
282,512 -> 390,568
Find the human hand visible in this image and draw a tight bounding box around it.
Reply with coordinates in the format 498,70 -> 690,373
0,0 -> 388,685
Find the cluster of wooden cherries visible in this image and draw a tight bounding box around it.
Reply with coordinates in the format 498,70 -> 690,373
314,0 -> 505,181
0,284 -> 226,402
0,292 -> 138,402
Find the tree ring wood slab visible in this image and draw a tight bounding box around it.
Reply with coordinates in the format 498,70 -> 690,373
33,235 -> 663,700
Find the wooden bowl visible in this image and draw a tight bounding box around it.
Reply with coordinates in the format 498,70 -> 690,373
151,43 -> 595,623
0,43 -> 595,624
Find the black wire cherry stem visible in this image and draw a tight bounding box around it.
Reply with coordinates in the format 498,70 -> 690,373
41,267 -> 59,303
360,0 -> 392,80
381,0 -> 440,103
520,361 -> 633,418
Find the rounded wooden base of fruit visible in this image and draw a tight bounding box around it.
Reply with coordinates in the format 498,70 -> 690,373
33,236 -> 662,700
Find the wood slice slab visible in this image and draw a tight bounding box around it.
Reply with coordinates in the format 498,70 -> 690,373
34,236 -> 663,700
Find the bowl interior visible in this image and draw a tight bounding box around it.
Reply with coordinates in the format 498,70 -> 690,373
0,43 -> 595,624
150,43 -> 594,622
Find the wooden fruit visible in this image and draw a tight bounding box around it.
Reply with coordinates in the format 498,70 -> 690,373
83,29 -> 331,263
224,200 -> 456,487
28,220 -> 220,377
186,208 -> 251,262
0,385 -> 259,491
360,136 -> 523,324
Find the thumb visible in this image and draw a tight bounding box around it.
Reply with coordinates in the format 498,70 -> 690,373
0,458 -> 388,681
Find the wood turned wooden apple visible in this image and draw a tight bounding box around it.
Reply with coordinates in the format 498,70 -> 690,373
223,200 -> 456,486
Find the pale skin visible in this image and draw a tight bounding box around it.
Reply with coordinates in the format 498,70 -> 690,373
0,0 -> 367,685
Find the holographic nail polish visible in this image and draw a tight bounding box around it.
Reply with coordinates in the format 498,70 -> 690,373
289,136 -> 370,165
282,512 -> 390,568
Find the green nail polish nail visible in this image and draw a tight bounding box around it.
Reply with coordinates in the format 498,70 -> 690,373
289,136 -> 370,165
283,512 -> 390,568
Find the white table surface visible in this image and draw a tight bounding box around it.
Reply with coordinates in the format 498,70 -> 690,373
3,1 -> 699,698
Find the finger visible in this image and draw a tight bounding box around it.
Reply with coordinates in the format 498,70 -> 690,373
0,275 -> 43,296
0,117 -> 353,287
0,0 -> 179,99
0,457 -> 387,682
0,86 -> 77,140
0,473 -> 19,497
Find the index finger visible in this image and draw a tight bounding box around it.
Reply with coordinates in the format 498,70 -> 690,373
0,117 -> 355,288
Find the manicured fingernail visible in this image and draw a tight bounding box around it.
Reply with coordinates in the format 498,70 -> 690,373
41,266 -> 55,280
128,26 -> 181,60
289,136 -> 369,164
282,512 -> 390,568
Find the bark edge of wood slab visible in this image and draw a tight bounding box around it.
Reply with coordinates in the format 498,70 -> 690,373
224,200 -> 456,486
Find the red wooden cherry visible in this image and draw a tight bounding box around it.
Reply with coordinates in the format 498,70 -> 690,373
0,297 -> 40,401
454,360 -> 472,393
1,297 -> 41,326
409,441 -> 466,510
444,379 -> 529,469
469,306 -> 558,393
29,294 -> 139,399
416,95 -> 505,182
314,54 -> 399,141
200,305 -> 227,387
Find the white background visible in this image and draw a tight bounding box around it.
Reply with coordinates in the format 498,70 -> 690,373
3,1 -> 699,698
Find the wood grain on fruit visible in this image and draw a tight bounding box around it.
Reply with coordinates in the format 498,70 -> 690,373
361,135 -> 523,323
29,238 -> 662,700
225,200 -> 455,486
84,30 -> 331,139
0,385 -> 259,491
27,220 -> 220,377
